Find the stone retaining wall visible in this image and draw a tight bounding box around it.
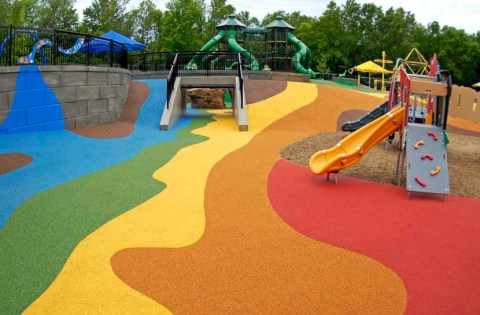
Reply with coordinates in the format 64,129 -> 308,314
0,66 -> 131,133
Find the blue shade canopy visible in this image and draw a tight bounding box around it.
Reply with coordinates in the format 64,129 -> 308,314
81,30 -> 147,53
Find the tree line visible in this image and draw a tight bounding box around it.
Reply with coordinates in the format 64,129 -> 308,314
1,0 -> 479,86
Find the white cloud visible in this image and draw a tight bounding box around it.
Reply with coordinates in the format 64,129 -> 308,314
74,0 -> 479,34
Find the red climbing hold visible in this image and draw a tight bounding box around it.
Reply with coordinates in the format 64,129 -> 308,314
415,176 -> 427,187
427,131 -> 439,141
421,154 -> 434,161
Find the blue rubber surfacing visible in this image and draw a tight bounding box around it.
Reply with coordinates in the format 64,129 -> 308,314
0,78 -> 193,227
0,66 -> 65,134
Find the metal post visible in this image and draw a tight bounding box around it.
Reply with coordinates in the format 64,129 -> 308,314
86,35 -> 90,66
206,53 -> 209,77
53,29 -> 58,65
109,40 -> 114,67
143,52 -> 146,71
8,25 -> 13,66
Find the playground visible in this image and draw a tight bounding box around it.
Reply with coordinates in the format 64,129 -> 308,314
1,13 -> 480,314
1,76 -> 480,314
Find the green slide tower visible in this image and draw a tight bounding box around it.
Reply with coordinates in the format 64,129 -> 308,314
188,14 -> 316,78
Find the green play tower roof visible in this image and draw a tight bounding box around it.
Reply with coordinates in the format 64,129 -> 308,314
265,16 -> 295,30
216,14 -> 247,29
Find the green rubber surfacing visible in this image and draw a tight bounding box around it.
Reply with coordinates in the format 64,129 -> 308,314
0,116 -> 212,314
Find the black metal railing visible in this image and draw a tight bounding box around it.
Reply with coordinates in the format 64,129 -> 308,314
237,52 -> 244,109
0,25 -> 127,68
129,50 -> 304,74
166,54 -> 178,109
166,51 -> 245,108
128,51 -> 174,72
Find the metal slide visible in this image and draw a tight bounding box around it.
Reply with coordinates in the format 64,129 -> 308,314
309,106 -> 405,175
341,100 -> 389,132
287,33 -> 316,79
226,30 -> 260,70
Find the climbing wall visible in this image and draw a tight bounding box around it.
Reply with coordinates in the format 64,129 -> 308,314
405,123 -> 449,195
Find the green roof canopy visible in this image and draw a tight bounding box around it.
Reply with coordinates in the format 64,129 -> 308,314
216,14 -> 247,29
265,16 -> 295,30
243,27 -> 269,34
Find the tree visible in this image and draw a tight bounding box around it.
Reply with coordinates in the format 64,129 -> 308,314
437,26 -> 480,85
123,0 -> 163,49
236,11 -> 259,27
316,1 -> 347,72
161,0 -> 206,51
205,0 -> 235,37
356,3 -> 384,63
81,0 -> 129,35
36,0 -> 78,30
261,11 -> 314,28
2,0 -> 38,26
0,0 -> 12,25
377,7 -> 417,61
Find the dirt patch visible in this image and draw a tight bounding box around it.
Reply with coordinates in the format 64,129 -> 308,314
71,81 -> 150,139
281,130 -> 480,199
245,79 -> 287,104
0,153 -> 33,175
446,124 -> 480,137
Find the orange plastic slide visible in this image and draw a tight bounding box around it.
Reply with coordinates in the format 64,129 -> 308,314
309,106 -> 405,175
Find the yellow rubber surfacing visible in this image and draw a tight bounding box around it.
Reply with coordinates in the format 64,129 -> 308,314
26,82 -> 320,313
25,83 -> 407,314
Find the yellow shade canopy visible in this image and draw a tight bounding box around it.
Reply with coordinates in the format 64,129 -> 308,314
352,60 -> 392,74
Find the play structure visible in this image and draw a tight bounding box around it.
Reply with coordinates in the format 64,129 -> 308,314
310,54 -> 452,197
187,14 -> 316,78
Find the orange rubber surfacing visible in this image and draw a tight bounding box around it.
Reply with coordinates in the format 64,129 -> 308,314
111,86 -> 407,314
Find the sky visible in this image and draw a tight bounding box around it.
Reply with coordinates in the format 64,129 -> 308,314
74,0 -> 479,34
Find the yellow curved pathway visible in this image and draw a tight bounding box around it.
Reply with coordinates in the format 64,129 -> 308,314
26,83 -> 407,314
26,82 -> 319,313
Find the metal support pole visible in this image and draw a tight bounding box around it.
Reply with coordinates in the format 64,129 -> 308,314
8,25 -> 13,66
109,41 -> 114,67
86,35 -> 90,66
53,29 -> 58,65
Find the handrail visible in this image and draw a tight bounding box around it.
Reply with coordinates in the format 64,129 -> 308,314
166,53 -> 179,109
165,51 -> 245,110
237,52 -> 244,109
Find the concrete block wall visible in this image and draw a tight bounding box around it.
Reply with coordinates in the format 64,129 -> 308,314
0,66 -> 131,134
130,70 -> 311,83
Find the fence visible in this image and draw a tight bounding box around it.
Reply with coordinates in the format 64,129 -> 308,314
166,51 -> 244,108
0,25 -> 127,68
130,50 -> 304,74
128,51 -> 174,72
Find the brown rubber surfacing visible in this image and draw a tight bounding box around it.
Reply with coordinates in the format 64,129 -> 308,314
0,153 -> 33,175
71,82 -> 150,139
245,79 -> 287,104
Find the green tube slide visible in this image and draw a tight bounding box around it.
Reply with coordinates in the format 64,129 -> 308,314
227,30 -> 260,71
186,30 -> 226,69
287,32 -> 316,79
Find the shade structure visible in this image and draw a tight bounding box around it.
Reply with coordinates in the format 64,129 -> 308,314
352,60 -> 392,74
81,30 -> 147,53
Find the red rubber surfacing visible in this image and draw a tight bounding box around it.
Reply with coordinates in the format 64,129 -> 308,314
268,159 -> 480,314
